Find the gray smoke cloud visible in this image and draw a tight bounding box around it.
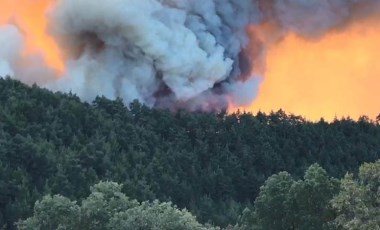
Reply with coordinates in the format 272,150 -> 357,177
270,0 -> 380,37
1,0 -> 380,111
47,0 -> 261,110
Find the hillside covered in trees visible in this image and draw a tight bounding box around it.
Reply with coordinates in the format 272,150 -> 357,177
0,78 -> 379,229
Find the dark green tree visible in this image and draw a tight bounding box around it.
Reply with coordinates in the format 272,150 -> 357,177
238,164 -> 340,230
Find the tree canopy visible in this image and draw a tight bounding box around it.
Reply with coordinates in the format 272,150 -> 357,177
237,164 -> 339,230
17,181 -> 217,230
331,160 -> 380,230
0,78 -> 380,229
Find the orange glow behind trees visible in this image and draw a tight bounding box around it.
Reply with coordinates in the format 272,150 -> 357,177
0,0 -> 63,72
244,16 -> 380,121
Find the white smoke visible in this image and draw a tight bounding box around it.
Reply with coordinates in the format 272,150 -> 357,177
0,25 -> 24,77
47,0 -> 260,109
1,0 -> 380,111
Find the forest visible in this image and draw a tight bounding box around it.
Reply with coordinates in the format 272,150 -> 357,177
0,77 -> 379,229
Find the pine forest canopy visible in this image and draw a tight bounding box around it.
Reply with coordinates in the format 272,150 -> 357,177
0,77 -> 379,229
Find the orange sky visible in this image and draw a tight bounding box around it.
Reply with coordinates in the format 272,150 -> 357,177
0,0 -> 63,72
246,16 -> 380,121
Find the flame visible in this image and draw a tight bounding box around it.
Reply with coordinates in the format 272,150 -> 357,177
0,0 -> 63,73
242,16 -> 380,121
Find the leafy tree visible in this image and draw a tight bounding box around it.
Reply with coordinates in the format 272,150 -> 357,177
78,181 -> 139,230
250,171 -> 295,229
286,164 -> 340,230
17,195 -> 80,230
108,200 -> 218,230
17,181 -> 217,230
331,160 -> 380,230
238,164 -> 339,230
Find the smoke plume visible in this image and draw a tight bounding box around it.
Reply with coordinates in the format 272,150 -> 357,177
1,0 -> 379,111
0,25 -> 24,77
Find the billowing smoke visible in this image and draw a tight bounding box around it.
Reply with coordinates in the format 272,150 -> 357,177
1,0 -> 379,111
45,0 -> 262,110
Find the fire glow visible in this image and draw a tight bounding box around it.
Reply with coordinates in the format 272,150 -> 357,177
0,0 -> 63,72
246,16 -> 380,121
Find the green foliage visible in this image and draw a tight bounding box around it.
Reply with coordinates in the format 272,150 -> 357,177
331,160 -> 380,230
286,164 -> 340,230
79,181 -> 139,230
17,195 -> 80,230
17,181 -> 217,230
1,78 -> 380,228
108,200 -> 218,230
238,164 -> 340,230
252,172 -> 295,230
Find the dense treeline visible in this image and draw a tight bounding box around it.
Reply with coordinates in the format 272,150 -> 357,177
0,77 -> 380,229
16,160 -> 380,229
